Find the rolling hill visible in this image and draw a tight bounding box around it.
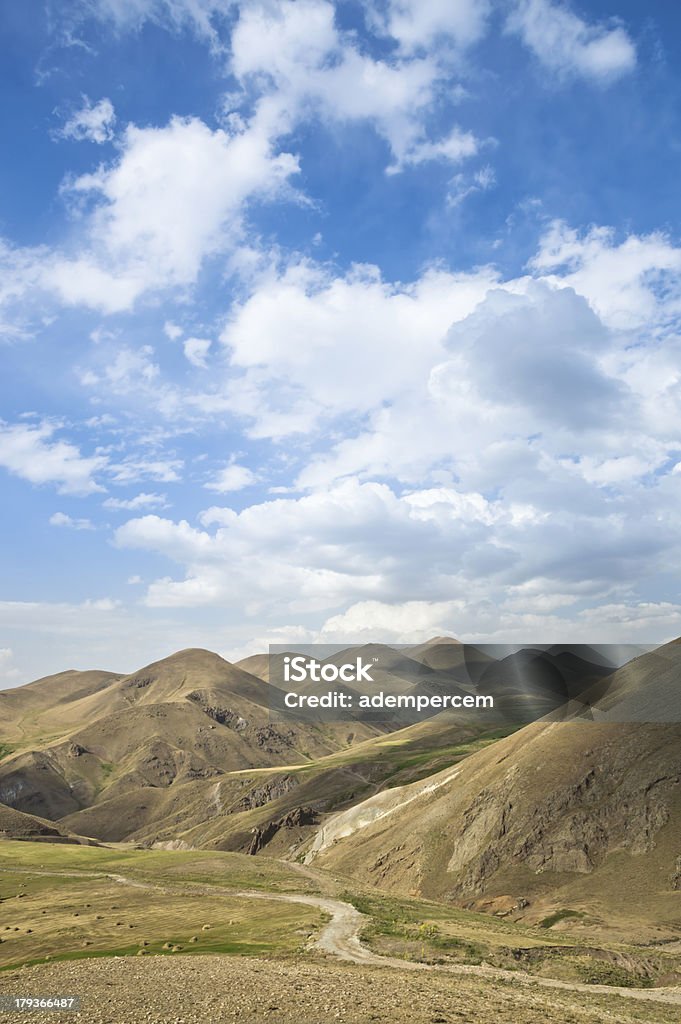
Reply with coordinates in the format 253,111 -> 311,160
3,635 -> 680,946
302,634 -> 681,939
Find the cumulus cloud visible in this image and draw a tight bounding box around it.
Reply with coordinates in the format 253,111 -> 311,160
44,115 -> 299,312
530,220 -> 681,329
49,511 -> 95,530
100,214 -> 681,641
366,0 -> 491,53
0,421 -> 107,495
220,261 -> 498,436
204,462 -> 257,492
13,0 -> 635,325
183,337 -> 212,368
21,0 -> 491,320
56,96 -> 116,143
163,321 -> 183,340
229,0 -> 481,173
114,470 -> 675,621
316,598 -> 681,645
507,0 -> 636,82
442,282 -> 624,430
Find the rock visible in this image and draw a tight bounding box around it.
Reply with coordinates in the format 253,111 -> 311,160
247,806 -> 317,854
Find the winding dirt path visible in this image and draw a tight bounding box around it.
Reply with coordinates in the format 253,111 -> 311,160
12,867 -> 681,1007
240,890 -> 681,1008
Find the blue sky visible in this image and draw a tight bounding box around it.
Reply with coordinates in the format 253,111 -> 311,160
2,0 -> 681,683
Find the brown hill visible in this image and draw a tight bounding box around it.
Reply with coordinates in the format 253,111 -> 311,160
304,717 -> 681,939
235,653 -> 272,682
0,801 -> 94,845
0,648 -> 383,842
0,668 -> 121,744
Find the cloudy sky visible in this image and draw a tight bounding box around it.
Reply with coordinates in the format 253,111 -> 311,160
1,0 -> 681,683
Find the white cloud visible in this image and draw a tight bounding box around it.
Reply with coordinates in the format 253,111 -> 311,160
113,474 -> 651,617
319,599 -> 466,642
164,320 -> 183,340
80,345 -> 160,390
220,261 -> 498,437
0,421 -> 107,495
183,336 -> 212,368
57,96 -> 116,144
318,597 -> 681,644
0,238 -> 51,339
367,0 -> 491,53
108,457 -> 183,484
507,0 -> 636,82
204,462 -> 257,492
12,0 -> 493,320
230,0 -> 481,173
49,511 -> 95,530
78,0 -> 232,44
44,115 -> 300,312
530,220 -> 681,329
103,491 -> 168,510
447,164 -> 496,207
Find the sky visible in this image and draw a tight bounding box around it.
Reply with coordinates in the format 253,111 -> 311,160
2,0 -> 681,684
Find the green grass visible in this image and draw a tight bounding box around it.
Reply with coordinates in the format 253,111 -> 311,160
539,909 -> 586,929
342,892 -> 506,965
0,841 -> 319,892
2,840 -> 677,990
0,743 -> 16,761
576,959 -> 653,988
0,840 -> 329,971
0,940 -> 279,974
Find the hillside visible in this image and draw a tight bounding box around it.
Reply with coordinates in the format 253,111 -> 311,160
3,635 -> 680,943
0,801 -> 93,845
305,718 -> 681,939
0,648 -> 386,844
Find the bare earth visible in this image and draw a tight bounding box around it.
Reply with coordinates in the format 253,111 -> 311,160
2,955 -> 681,1024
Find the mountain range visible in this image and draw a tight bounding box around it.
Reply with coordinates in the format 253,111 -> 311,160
1,637 -> 680,941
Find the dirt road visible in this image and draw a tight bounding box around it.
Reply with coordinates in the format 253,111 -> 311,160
8,866 -> 681,1008
240,890 -> 681,1007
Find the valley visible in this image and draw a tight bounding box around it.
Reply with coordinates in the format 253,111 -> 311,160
1,639 -> 681,1022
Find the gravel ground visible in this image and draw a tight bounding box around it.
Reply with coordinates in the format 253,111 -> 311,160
0,955 -> 677,1024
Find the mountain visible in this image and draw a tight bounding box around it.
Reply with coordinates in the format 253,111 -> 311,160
235,653 -> 273,682
4,638 -> 678,942
0,648 -> 382,843
0,668 -> 121,743
304,711 -> 681,938
474,646 -> 617,721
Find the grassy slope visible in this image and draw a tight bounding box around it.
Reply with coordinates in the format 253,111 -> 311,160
1,840 -> 680,992
0,842 -> 323,971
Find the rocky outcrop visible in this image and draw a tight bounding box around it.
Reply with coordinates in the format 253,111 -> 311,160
235,774 -> 299,811
186,691 -> 248,730
670,856 -> 681,890
247,806 -> 317,854
253,725 -> 295,753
